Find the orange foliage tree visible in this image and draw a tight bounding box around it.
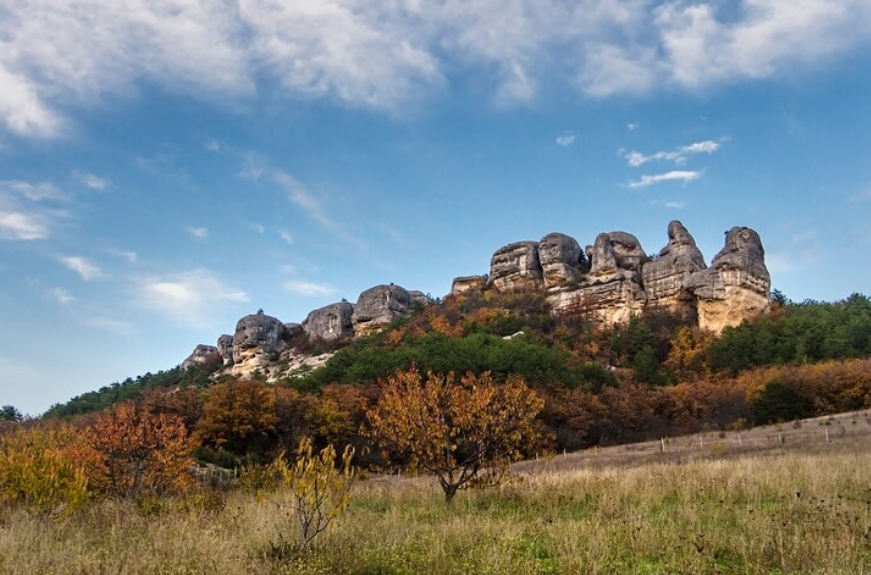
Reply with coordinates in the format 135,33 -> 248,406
367,366 -> 546,501
85,402 -> 194,499
197,379 -> 278,460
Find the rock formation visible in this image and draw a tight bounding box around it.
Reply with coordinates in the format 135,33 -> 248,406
641,221 -> 707,319
490,242 -> 544,293
686,226 -> 771,333
538,233 -> 586,288
217,334 -> 234,366
181,344 -> 221,370
451,275 -> 487,295
231,314 -> 287,373
303,302 -> 355,341
352,284 -> 412,336
491,221 -> 768,329
408,290 -> 430,307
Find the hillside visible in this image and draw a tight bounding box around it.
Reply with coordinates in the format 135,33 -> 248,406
39,219 -> 871,467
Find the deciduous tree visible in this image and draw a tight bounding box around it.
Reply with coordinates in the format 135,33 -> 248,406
367,366 -> 545,501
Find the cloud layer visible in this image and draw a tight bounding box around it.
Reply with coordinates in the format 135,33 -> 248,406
2,0 -> 869,138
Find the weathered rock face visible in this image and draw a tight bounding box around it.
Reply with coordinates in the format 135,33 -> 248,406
451,275 -> 487,296
641,221 -> 707,318
232,314 -> 287,372
548,231 -> 647,324
217,334 -> 234,366
539,233 -> 585,288
352,285 -> 412,336
408,290 -> 430,307
283,323 -> 304,340
548,279 -> 647,325
490,241 -> 544,293
303,302 -> 355,341
686,226 -> 771,333
181,344 -> 221,370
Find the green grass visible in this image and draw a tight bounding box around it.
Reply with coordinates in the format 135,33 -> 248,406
3,449 -> 871,574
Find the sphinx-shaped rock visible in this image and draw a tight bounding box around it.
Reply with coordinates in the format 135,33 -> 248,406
490,241 -> 544,293
451,275 -> 487,296
353,284 -> 412,336
686,226 -> 771,333
539,233 -> 585,288
181,344 -> 221,370
303,302 -> 355,341
641,221 -> 707,318
232,314 -> 287,372
217,334 -> 234,366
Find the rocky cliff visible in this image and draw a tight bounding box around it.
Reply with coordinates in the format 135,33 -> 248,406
181,220 -> 770,380
483,220 -> 770,331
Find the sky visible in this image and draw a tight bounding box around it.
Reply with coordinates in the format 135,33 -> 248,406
1,0 -> 870,415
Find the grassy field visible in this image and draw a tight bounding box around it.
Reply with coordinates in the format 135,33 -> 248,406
4,419 -> 871,574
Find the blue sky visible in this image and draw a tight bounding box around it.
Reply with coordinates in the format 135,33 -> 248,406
1,0 -> 870,415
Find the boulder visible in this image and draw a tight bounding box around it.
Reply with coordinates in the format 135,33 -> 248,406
232,314 -> 287,370
490,241 -> 544,293
216,334 -> 234,366
686,226 -> 771,333
303,302 -> 355,341
352,284 -> 412,336
538,233 -> 585,288
408,290 -> 430,307
641,221 -> 707,318
181,344 -> 221,370
451,275 -> 487,296
283,323 -> 304,340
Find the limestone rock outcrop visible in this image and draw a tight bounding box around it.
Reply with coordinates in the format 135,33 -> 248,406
686,226 -> 771,333
490,241 -> 544,293
451,275 -> 487,295
303,302 -> 355,341
231,314 -> 287,372
181,344 -> 221,370
539,233 -> 586,288
217,334 -> 234,366
641,221 -> 707,318
352,284 -> 412,336
408,290 -> 430,307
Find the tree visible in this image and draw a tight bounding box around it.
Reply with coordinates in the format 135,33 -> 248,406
0,424 -> 90,519
85,402 -> 194,499
367,366 -> 546,502
197,379 -> 278,461
0,405 -> 22,422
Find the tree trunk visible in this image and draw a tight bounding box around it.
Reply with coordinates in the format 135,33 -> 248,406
443,483 -> 459,503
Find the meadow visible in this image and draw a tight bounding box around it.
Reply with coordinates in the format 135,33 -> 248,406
3,421 -> 871,575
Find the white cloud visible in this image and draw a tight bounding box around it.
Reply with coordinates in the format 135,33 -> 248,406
186,226 -> 209,240
627,123 -> 639,131
279,230 -> 294,246
629,170 -> 701,188
137,268 -> 248,326
556,134 -> 577,147
59,256 -> 104,281
651,199 -> 687,209
1,0 -> 868,137
0,180 -> 64,201
73,171 -> 109,190
51,287 -> 75,304
0,211 -> 50,240
284,280 -> 338,297
624,140 -> 723,167
107,248 -> 137,263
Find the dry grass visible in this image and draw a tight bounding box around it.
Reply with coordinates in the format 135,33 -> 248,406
4,423 -> 871,574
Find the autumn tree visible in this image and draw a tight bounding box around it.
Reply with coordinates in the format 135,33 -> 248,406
0,424 -> 90,519
197,379 -> 278,461
367,366 -> 546,501
85,402 -> 194,499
